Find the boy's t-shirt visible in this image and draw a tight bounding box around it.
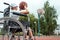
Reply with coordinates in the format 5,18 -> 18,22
10,10 -> 19,20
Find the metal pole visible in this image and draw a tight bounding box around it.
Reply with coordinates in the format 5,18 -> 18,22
8,26 -> 10,40
28,14 -> 30,22
38,13 -> 40,36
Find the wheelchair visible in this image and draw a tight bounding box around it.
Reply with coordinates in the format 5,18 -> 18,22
0,2 -> 30,40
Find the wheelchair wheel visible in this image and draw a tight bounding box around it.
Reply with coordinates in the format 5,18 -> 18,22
0,17 -> 27,40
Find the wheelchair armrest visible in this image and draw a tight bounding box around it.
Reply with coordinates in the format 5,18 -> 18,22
13,12 -> 27,17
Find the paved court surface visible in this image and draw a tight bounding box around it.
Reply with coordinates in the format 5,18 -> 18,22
35,36 -> 60,40
0,35 -> 60,40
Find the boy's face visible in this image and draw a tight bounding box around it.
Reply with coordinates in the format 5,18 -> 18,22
11,6 -> 18,10
24,5 -> 27,9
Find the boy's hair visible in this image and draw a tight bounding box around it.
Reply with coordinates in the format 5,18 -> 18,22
19,1 -> 27,10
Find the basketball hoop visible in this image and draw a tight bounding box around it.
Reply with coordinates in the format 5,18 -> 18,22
37,9 -> 45,36
37,9 -> 45,15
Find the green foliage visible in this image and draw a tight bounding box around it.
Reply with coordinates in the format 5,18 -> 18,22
40,1 -> 57,35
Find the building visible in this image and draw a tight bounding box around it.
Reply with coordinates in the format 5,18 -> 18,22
54,24 -> 60,35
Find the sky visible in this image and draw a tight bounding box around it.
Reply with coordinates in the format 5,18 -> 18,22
0,0 -> 60,28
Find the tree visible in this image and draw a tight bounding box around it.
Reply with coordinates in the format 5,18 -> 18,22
40,1 -> 57,35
